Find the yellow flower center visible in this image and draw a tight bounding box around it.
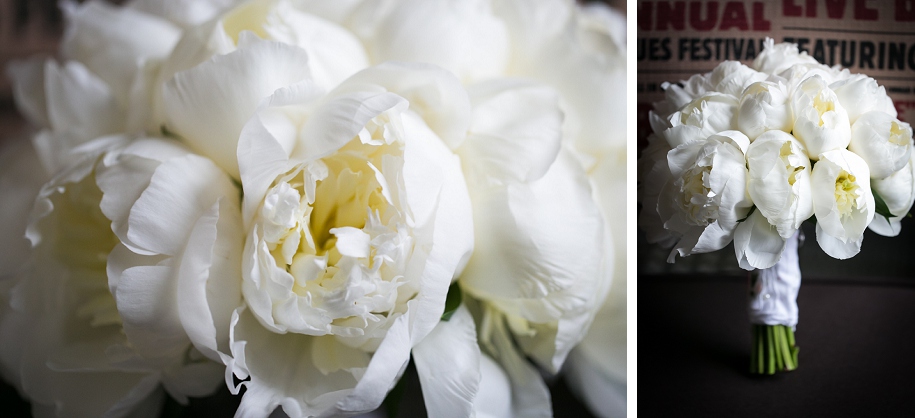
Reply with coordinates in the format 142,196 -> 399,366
834,170 -> 861,218
780,141 -> 805,186
679,164 -> 717,227
813,91 -> 836,127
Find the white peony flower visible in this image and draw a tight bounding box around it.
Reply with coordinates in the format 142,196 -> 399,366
753,38 -> 819,75
737,81 -> 793,140
494,0 -> 626,161
191,60 -> 475,416
704,61 -> 767,99
830,74 -> 897,124
6,0 -> 182,172
746,131 -> 814,237
790,75 -> 851,159
660,93 -> 739,148
456,78 -> 610,380
158,0 -> 372,178
0,136 -> 242,417
660,131 -> 753,261
736,130 -> 813,269
869,153 -> 915,237
811,149 -> 875,259
658,61 -> 763,125
848,111 -> 914,179
778,62 -> 849,92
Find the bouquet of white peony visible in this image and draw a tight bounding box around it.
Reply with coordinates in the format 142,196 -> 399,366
0,0 -> 626,416
639,39 -> 915,375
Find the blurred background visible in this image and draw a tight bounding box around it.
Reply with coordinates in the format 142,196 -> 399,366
0,0 -> 65,140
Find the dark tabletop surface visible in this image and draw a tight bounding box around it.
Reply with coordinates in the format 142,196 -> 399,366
639,218 -> 915,418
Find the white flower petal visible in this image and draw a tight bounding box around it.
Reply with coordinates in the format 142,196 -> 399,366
62,0 -> 181,105
869,154 -> 915,236
333,317 -> 412,415
496,0 -> 626,157
331,227 -> 371,258
815,222 -> 864,259
115,264 -> 188,361
486,315 -> 552,418
473,353 -> 513,418
177,197 -> 243,360
461,79 -> 563,183
351,0 -> 508,83
734,210 -> 788,270
161,34 -> 311,178
254,0 -> 369,90
330,62 -> 472,150
127,0 -> 241,28
237,82 -> 322,224
401,112 -> 475,329
227,307 -> 359,417
97,149 -> 170,256
790,75 -> 851,159
848,111 -> 913,179
413,306 -> 481,418
565,351 -> 626,418
294,91 -> 408,162
811,149 -> 875,259
44,60 -> 122,144
745,130 -> 813,238
461,149 -> 603,302
127,154 -> 239,256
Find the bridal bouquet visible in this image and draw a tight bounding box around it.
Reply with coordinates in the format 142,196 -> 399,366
639,39 -> 915,375
0,0 -> 625,417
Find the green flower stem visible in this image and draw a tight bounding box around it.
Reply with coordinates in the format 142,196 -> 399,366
756,326 -> 764,374
773,326 -> 784,371
767,326 -> 775,374
751,325 -> 799,375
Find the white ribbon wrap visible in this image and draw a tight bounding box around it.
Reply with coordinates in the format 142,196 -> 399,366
747,231 -> 802,328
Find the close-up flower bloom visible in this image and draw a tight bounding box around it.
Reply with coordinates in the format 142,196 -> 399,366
660,131 -> 753,262
810,149 -> 875,259
790,75 -> 851,159
738,130 -> 813,269
0,0 -> 625,416
848,111 -> 914,180
0,136 -> 242,417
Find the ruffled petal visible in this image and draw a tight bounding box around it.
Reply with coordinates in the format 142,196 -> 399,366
176,197 -> 243,360
161,34 -> 311,178
329,62 -> 472,150
126,154 -> 238,256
